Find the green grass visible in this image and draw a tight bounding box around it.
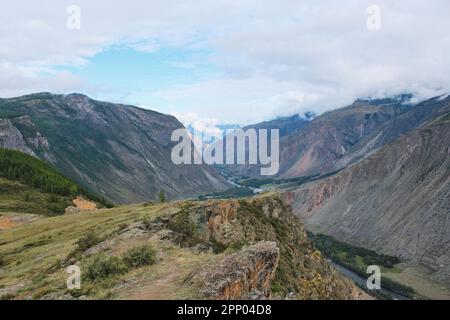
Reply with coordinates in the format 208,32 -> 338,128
0,148 -> 111,209
0,202 -> 216,299
198,187 -> 254,200
0,177 -> 72,215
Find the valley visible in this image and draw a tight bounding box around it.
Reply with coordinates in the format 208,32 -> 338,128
0,92 -> 449,300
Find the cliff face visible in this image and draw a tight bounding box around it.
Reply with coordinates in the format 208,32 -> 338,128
191,241 -> 280,299
171,196 -> 360,299
0,195 -> 362,300
0,93 -> 229,203
284,116 -> 450,284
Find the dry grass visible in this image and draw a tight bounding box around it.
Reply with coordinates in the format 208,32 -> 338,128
0,201 -> 217,299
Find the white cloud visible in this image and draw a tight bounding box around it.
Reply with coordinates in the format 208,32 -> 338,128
1,0 -> 450,123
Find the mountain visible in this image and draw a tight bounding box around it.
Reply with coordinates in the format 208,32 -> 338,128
283,109 -> 450,284
0,195 -> 366,300
219,113 -> 313,178
244,113 -> 314,138
224,94 -> 450,179
0,148 -> 105,215
332,95 -> 450,170
0,93 -> 229,204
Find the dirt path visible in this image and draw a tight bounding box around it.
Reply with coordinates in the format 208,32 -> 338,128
119,255 -> 186,299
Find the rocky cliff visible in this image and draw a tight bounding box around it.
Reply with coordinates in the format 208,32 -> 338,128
284,114 -> 450,284
0,93 -> 229,203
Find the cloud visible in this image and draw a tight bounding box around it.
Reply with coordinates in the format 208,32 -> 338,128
170,111 -> 223,137
1,0 -> 450,123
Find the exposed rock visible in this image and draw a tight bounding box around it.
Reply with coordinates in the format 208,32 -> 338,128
72,196 -> 97,211
191,241 -> 279,299
165,196 -> 359,299
0,119 -> 36,157
65,206 -> 80,214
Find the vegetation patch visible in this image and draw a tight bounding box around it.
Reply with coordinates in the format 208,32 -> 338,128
198,187 -> 254,200
83,255 -> 128,281
308,232 -> 416,298
0,148 -> 112,210
66,231 -> 104,261
167,203 -> 202,247
123,245 -> 156,268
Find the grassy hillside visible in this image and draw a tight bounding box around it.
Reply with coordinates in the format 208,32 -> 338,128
0,196 -> 361,300
0,177 -> 72,215
0,148 -> 110,214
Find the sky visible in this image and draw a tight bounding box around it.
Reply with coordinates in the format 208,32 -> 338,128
1,0 -> 450,129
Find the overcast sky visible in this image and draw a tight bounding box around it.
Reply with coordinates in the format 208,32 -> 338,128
1,0 -> 450,127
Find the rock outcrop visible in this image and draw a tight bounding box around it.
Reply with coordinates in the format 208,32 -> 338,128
162,196 -> 361,299
192,241 -> 279,299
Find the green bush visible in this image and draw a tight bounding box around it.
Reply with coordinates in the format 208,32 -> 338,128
123,245 -> 156,268
142,214 -> 153,230
84,255 -> 128,281
75,232 -> 103,253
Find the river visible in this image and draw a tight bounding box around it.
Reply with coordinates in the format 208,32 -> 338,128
220,171 -> 410,300
328,260 -> 410,300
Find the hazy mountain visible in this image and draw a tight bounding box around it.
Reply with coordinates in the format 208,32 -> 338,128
284,108 -> 450,284
224,94 -> 450,179
243,113 -> 314,137
0,93 -> 229,204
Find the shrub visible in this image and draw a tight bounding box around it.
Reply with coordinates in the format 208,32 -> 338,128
84,255 -> 128,281
23,192 -> 32,202
123,245 -> 156,268
75,232 -> 102,253
142,214 -> 153,230
159,191 -> 166,203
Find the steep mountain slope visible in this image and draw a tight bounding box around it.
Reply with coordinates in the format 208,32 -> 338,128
0,195 -> 365,300
220,114 -> 313,178
0,148 -> 105,215
283,113 -> 450,284
333,95 -> 450,170
0,93 -> 229,204
244,113 -> 313,138
223,96 -> 414,178
278,97 -> 413,177
225,95 -> 450,180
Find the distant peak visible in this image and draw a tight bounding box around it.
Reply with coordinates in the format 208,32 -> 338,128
65,93 -> 90,99
356,93 -> 414,105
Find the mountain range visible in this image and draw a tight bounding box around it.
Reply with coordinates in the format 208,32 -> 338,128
0,91 -> 449,299
0,93 -> 229,204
